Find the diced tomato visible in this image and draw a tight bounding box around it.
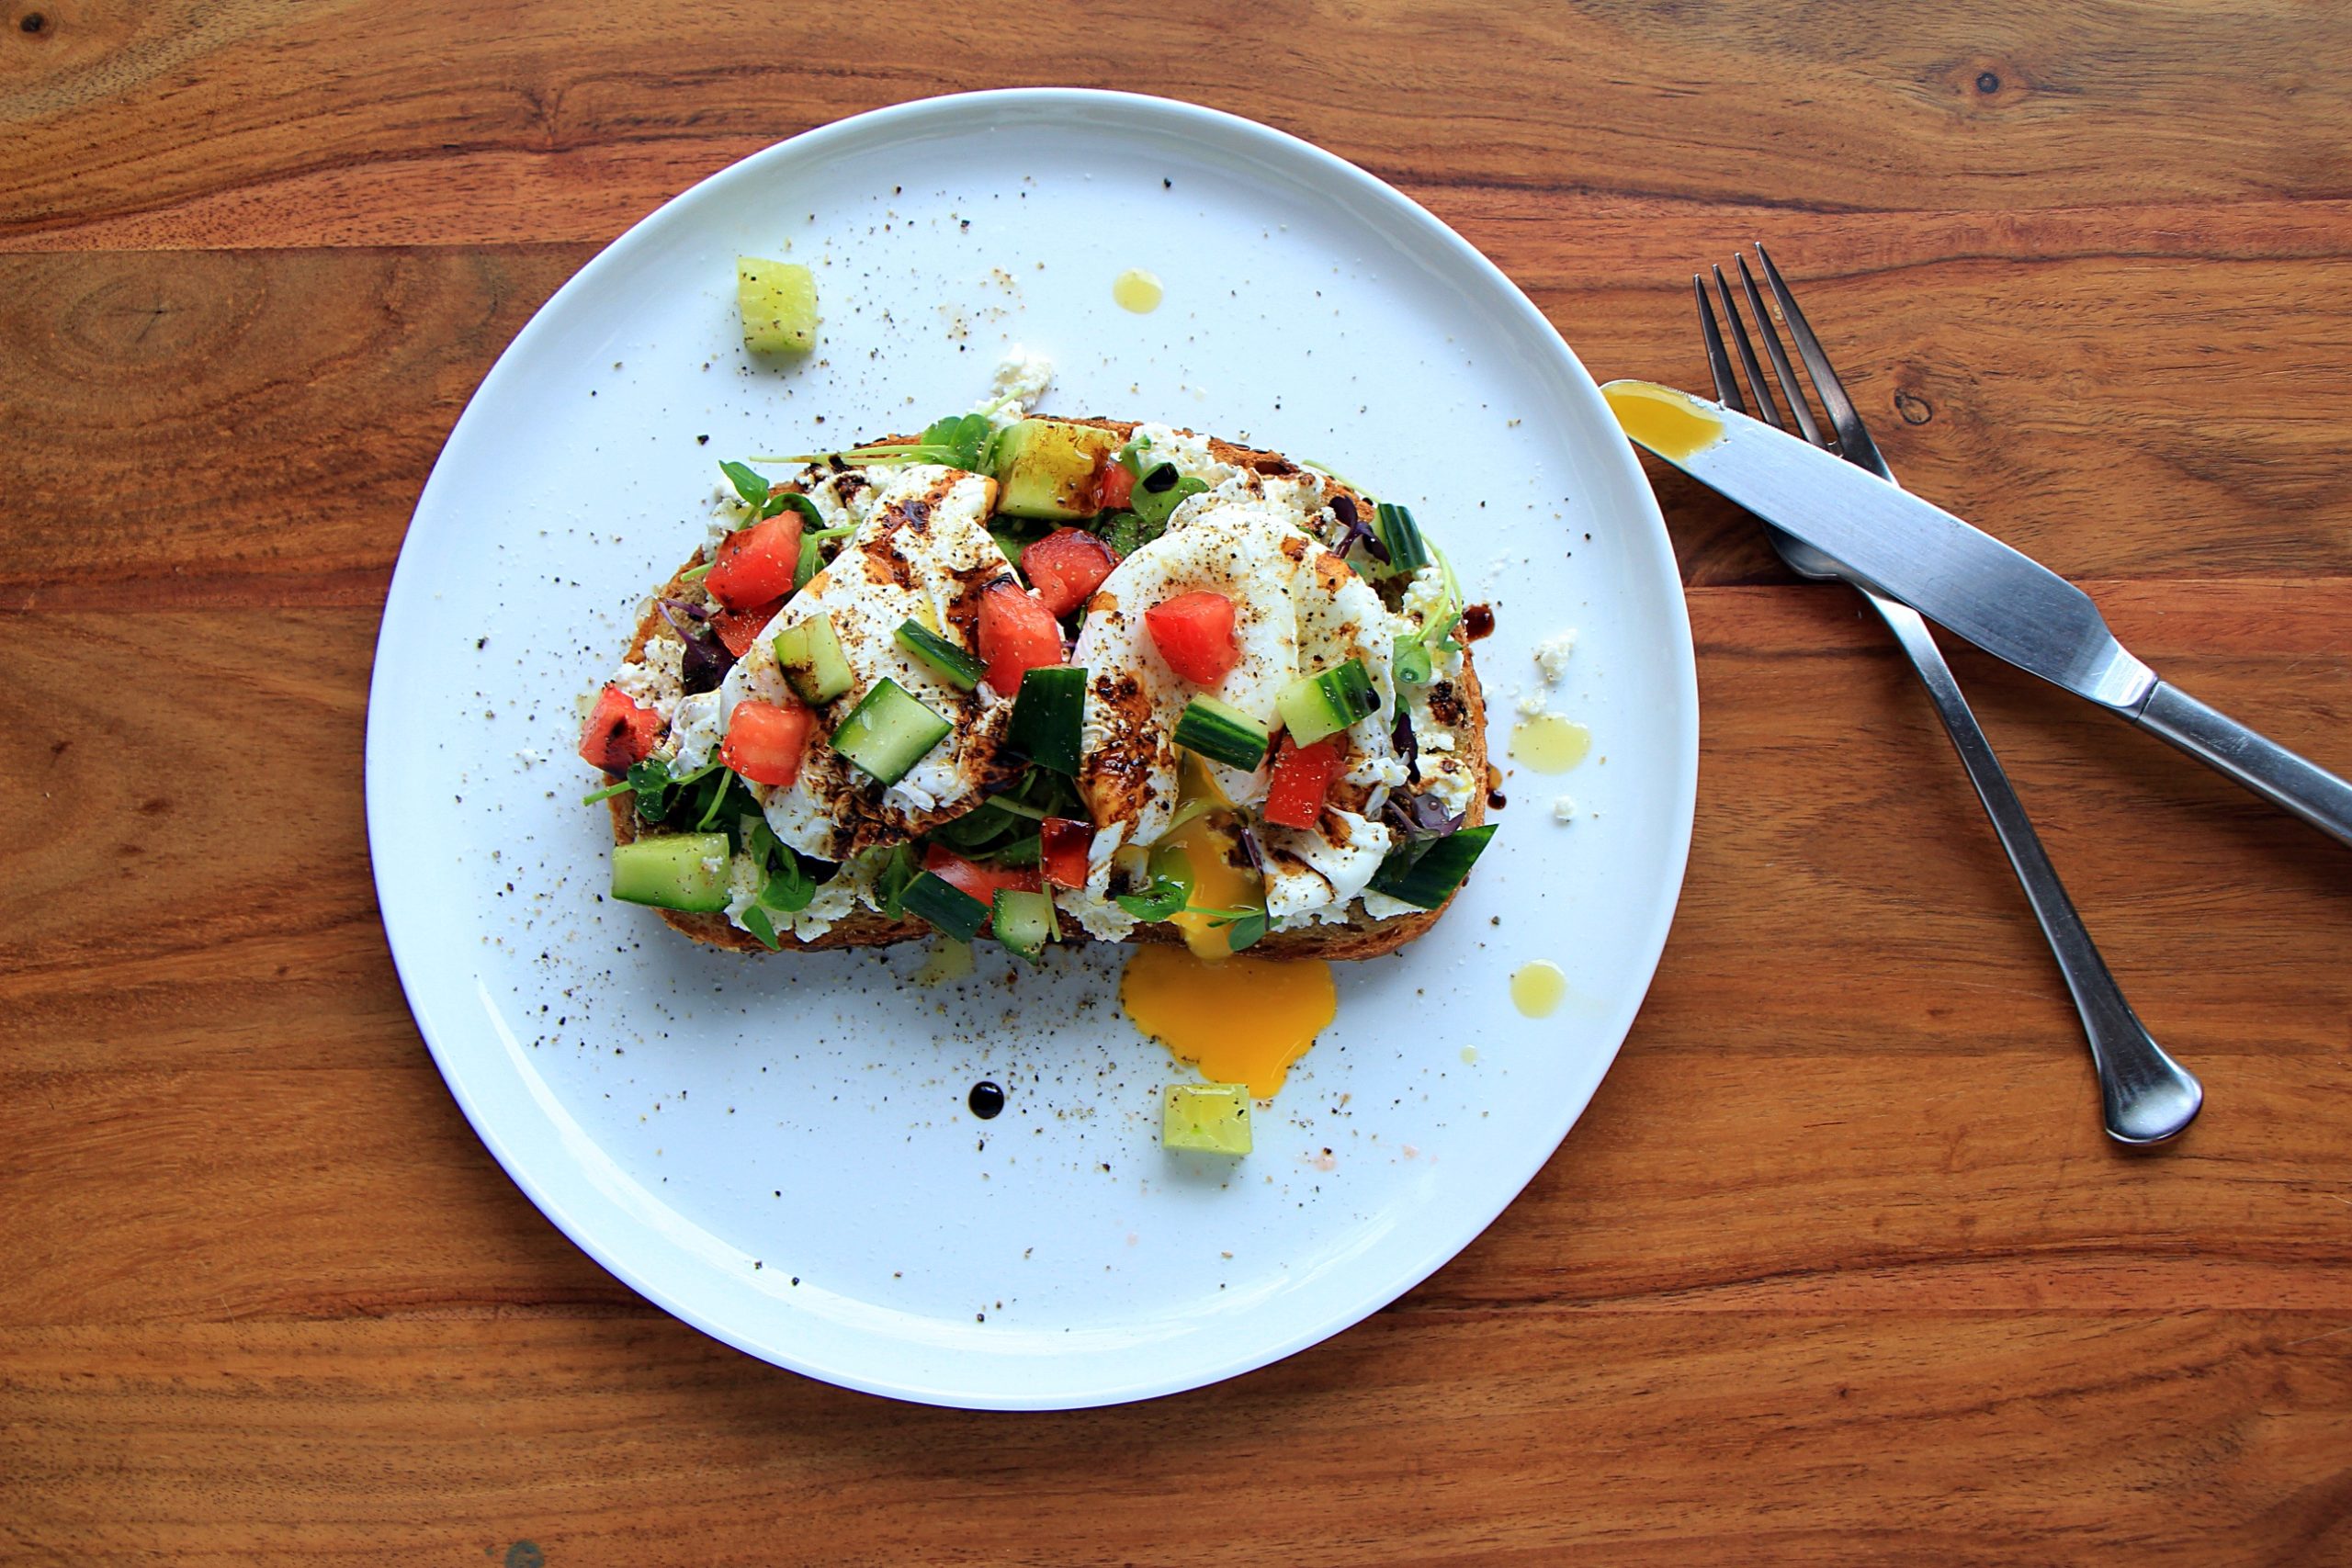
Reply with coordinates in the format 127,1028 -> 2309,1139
704,512 -> 804,610
719,698 -> 813,788
1020,529 -> 1119,617
923,843 -> 1043,909
977,581 -> 1066,695
1144,591 -> 1238,686
711,597 -> 785,658
1095,459 -> 1136,513
1039,818 -> 1093,889
578,684 -> 663,773
1262,732 -> 1345,829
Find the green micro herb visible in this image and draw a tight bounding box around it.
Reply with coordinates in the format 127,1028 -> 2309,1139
719,461 -> 826,527
765,412 -> 999,475
854,842 -> 922,920
1207,908 -> 1270,953
1099,508 -> 1161,558
736,819 -> 815,952
927,770 -> 1080,867
1114,875 -> 1190,922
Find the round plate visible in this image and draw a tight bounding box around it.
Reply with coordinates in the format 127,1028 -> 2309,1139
366,89 -> 1696,1409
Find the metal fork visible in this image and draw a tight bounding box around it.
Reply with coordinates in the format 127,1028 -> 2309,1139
1696,245 -> 2201,1145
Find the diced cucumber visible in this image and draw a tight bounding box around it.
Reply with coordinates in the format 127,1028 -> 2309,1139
610,833 -> 733,913
1132,464 -> 1208,529
1162,1082 -> 1252,1156
1171,695 -> 1271,772
991,418 -> 1123,520
894,619 -> 986,690
899,871 -> 989,942
992,888 -> 1059,964
1365,823 -> 1498,908
773,614 -> 851,704
1372,502 -> 1431,575
1275,658 -> 1380,746
831,678 -> 951,784
736,256 -> 818,356
1009,665 -> 1087,774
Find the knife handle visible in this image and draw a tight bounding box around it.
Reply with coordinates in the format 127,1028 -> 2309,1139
2132,682 -> 2352,850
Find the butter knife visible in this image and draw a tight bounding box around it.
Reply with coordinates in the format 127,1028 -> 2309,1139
1603,379 -> 2352,850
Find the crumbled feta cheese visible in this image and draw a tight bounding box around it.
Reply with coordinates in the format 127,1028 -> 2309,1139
611,634 -> 687,720
1421,753 -> 1478,816
669,690 -> 721,771
722,850 -> 764,928
1533,630 -> 1577,683
1398,564 -> 1465,682
1129,422 -> 1238,487
724,849 -> 863,942
789,871 -> 862,939
980,345 -> 1054,427
1552,795 -> 1577,824
1059,886 -> 1138,942
1514,687 -> 1550,719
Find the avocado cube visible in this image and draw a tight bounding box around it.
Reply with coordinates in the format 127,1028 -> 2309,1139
992,418 -> 1120,520
737,256 -> 817,356
1162,1082 -> 1253,1156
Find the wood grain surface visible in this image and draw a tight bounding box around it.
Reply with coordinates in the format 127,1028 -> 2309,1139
4,3 -> 2348,1563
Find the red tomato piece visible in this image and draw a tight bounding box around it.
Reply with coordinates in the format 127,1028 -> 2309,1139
1144,591 -> 1238,686
1039,818 -> 1093,889
1020,529 -> 1119,617
578,684 -> 663,773
977,581 -> 1066,695
711,597 -> 785,658
1095,460 -> 1136,513
1262,732 -> 1345,829
922,844 -> 1043,908
704,513 -> 804,610
719,698 -> 813,788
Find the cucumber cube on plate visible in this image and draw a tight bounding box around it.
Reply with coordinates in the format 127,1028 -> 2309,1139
1162,1082 -> 1253,1156
737,256 -> 818,356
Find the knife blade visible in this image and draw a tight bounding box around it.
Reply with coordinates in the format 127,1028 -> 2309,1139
1602,378 -> 2352,849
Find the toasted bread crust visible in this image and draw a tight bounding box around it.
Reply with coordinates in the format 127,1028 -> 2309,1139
605,420 -> 1489,958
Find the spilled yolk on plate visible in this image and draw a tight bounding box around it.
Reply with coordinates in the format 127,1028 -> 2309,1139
1121,755 -> 1336,1097
1122,947 -> 1335,1098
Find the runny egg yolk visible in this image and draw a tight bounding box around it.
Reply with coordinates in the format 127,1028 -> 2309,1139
1122,947 -> 1336,1098
1161,755 -> 1251,962
1121,755 -> 1337,1098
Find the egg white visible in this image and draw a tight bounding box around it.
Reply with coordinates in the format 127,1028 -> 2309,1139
1069,494 -> 1414,924
674,463 -> 1015,861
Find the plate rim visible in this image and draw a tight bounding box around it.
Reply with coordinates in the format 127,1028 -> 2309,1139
365,85 -> 1699,1409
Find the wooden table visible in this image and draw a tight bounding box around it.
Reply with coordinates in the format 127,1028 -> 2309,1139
6,5 -> 2348,1562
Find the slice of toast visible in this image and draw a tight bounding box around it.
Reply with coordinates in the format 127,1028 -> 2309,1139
602,420 -> 1489,958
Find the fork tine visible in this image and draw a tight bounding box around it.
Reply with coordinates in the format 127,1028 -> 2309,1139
1731,254 -> 1827,450
1710,265 -> 1786,434
1751,243 -> 1892,480
1691,274 -> 1747,414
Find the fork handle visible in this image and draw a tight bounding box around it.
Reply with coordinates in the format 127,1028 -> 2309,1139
2131,682 -> 2352,851
1865,590 -> 2202,1145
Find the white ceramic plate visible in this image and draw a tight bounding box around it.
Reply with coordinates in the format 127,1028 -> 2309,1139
367,89 -> 1696,1409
